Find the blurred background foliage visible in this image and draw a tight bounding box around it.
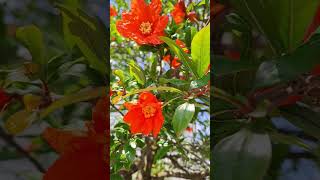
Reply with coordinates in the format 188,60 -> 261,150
213,1 -> 320,180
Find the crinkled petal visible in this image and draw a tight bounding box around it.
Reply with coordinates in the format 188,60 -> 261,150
152,106 -> 164,137
153,15 -> 169,34
139,92 -> 159,104
43,145 -> 106,180
92,97 -> 108,134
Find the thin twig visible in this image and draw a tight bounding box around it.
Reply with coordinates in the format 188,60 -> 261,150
0,127 -> 46,173
110,103 -> 124,116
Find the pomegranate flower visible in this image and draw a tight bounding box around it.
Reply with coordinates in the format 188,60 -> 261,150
0,89 -> 11,111
124,92 -> 164,137
171,0 -> 186,24
116,0 -> 169,45
43,97 -> 109,180
110,6 -> 117,17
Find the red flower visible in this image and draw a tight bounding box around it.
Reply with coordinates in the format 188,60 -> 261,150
162,54 -> 171,63
311,64 -> 320,76
124,92 -> 164,137
162,54 -> 181,69
0,89 -> 11,111
116,0 -> 169,45
110,6 -> 117,17
186,127 -> 193,132
224,50 -> 241,60
171,0 -> 186,24
304,5 -> 320,41
277,95 -> 303,107
187,11 -> 198,22
43,97 -> 109,180
176,39 -> 189,53
171,57 -> 181,69
211,1 -> 225,18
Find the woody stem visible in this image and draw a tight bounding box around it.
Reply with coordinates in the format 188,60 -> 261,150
0,126 -> 46,173
143,137 -> 154,180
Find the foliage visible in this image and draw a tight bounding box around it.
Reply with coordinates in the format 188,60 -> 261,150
213,1 -> 320,180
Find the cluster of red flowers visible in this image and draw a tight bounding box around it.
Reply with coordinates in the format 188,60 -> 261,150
171,0 -> 197,24
162,39 -> 189,69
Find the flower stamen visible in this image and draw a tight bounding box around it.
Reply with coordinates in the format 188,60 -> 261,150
139,21 -> 152,34
142,105 -> 156,118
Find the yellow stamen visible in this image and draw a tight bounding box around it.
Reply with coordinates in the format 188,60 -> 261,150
139,21 -> 152,34
142,105 -> 156,118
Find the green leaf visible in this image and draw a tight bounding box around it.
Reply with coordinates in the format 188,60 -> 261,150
153,145 -> 171,163
172,102 -> 195,136
5,110 -> 38,135
56,4 -> 107,75
40,87 -> 105,119
190,73 -> 210,89
16,25 -> 46,65
160,36 -> 198,78
113,69 -> 126,84
270,132 -> 312,151
229,0 -> 320,54
255,36 -> 320,88
123,86 -> 183,98
280,105 -> 320,140
185,26 -> 198,48
129,61 -> 146,85
213,128 -> 271,180
213,56 -> 257,76
191,24 -> 210,78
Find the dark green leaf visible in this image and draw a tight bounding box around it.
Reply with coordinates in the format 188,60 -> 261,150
172,102 -> 195,136
213,128 -> 271,180
160,36 -> 198,78
16,25 -> 46,65
229,0 -> 320,54
255,37 -> 320,88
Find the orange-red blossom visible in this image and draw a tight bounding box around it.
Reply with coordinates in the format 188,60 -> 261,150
171,0 -> 198,24
0,89 -> 11,111
162,39 -> 189,69
43,97 -> 109,180
124,92 -> 164,137
116,0 -> 168,45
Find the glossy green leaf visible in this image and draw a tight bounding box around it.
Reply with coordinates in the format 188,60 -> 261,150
40,87 -> 105,119
56,4 -> 107,74
280,105 -> 320,140
172,102 -> 195,136
213,128 -> 271,180
129,61 -> 146,85
213,56 -> 257,76
255,36 -> 320,88
229,0 -> 320,54
185,26 -> 198,48
113,69 -> 126,84
270,132 -> 312,151
16,25 -> 46,65
190,73 -> 210,89
5,110 -> 38,135
153,145 -> 171,163
160,36 -> 198,78
191,24 -> 210,78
